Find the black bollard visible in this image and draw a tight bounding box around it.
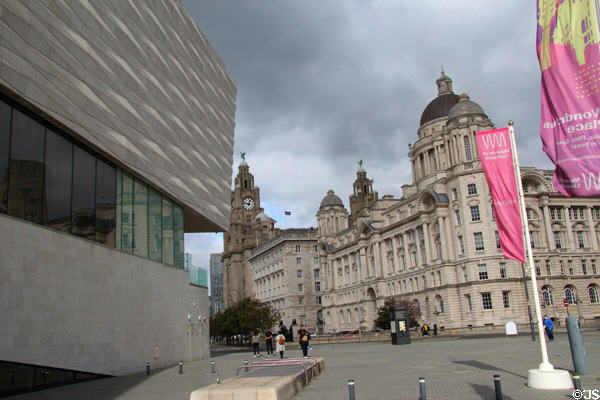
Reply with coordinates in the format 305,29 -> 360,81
573,375 -> 582,391
419,377 -> 426,400
348,379 -> 355,400
244,360 -> 249,372
146,362 -> 150,376
178,362 -> 183,375
494,374 -> 503,400
211,361 -> 216,374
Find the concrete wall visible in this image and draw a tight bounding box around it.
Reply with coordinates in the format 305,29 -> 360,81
0,214 -> 209,375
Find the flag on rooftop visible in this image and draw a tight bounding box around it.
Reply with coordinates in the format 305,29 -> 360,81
537,0 -> 600,196
284,211 -> 291,215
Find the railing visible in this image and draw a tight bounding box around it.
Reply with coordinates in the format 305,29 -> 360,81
236,359 -> 318,386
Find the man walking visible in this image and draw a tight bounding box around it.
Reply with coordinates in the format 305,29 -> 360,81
543,316 -> 554,341
264,329 -> 274,358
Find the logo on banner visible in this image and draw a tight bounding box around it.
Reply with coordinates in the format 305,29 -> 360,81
480,132 -> 508,150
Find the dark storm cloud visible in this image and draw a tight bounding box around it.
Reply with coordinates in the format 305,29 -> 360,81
183,1 -> 550,262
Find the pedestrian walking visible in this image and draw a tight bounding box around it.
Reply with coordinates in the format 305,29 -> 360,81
264,328 -> 274,358
251,331 -> 261,357
299,328 -> 310,357
543,316 -> 554,341
275,331 -> 286,358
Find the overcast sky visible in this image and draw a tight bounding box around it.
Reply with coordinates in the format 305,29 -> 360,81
182,1 -> 551,272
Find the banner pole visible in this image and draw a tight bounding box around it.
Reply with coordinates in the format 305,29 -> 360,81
508,121 -> 553,371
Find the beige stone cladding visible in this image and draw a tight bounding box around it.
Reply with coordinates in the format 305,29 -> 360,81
0,0 -> 236,232
317,71 -> 600,334
249,229 -> 321,332
0,214 -> 209,376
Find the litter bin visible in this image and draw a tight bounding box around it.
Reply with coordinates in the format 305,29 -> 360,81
389,306 -> 411,345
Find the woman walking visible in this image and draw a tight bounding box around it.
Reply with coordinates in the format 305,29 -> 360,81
275,331 -> 286,358
251,331 -> 261,357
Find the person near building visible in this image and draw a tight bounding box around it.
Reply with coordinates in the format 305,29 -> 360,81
264,329 -> 274,358
422,323 -> 430,337
251,331 -> 262,357
275,331 -> 286,358
543,316 -> 554,341
299,329 -> 310,357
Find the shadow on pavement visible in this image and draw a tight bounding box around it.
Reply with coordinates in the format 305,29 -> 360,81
469,383 -> 517,400
453,360 -> 527,380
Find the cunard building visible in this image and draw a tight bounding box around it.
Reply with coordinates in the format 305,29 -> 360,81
316,71 -> 600,334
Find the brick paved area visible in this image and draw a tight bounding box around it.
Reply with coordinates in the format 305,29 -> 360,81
8,332 -> 600,399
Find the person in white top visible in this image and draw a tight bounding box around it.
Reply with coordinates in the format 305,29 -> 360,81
275,331 -> 286,358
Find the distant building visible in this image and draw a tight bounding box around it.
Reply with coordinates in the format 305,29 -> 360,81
249,229 -> 322,332
0,0 -> 236,387
210,253 -> 225,316
317,71 -> 600,334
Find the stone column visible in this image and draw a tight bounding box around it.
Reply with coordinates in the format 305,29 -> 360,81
565,206 -> 574,249
403,232 -> 410,268
541,198 -> 554,250
437,215 -> 447,261
359,246 -> 368,279
422,221 -> 431,265
587,206 -> 598,248
391,236 -> 399,274
377,239 -> 388,276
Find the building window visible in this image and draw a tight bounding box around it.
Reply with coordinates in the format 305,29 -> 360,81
495,231 -> 501,250
470,205 -> 480,222
458,235 -> 465,254
565,286 -> 576,304
560,260 -> 565,275
455,209 -> 462,225
436,296 -> 445,313
589,285 -> 600,304
546,260 -> 552,275
474,232 -> 485,251
299,296 -> 304,305
464,135 -> 472,161
314,269 -> 320,278
315,282 -> 321,292
481,293 -> 493,310
296,245 -> 301,252
452,188 -> 458,200
568,260 -> 574,275
298,283 -> 303,292
569,207 -> 585,220
502,291 -> 511,308
316,296 -> 322,305
593,260 -> 598,274
478,264 -> 488,280
296,257 -> 302,265
313,245 -> 318,252
577,231 -> 586,248
314,257 -> 319,265
467,183 -> 477,195
465,294 -> 473,311
541,286 -> 553,305
553,231 -> 562,248
462,266 -> 468,282
550,207 -> 563,220
535,261 -> 541,276
582,260 -> 588,275
500,263 -> 507,278
297,269 -> 303,277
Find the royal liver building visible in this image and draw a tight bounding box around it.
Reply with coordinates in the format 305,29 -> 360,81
316,71 -> 600,334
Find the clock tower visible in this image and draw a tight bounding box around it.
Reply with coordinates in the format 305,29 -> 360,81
222,157 -> 277,307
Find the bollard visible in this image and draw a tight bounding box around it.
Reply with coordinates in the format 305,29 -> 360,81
348,379 -> 355,400
566,316 -> 589,375
211,361 -> 216,374
418,377 -> 426,400
494,374 -> 503,400
216,374 -> 220,384
146,362 -> 150,376
573,375 -> 582,391
244,359 -> 249,373
178,361 -> 183,375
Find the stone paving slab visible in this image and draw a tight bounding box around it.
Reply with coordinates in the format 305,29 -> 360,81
7,332 -> 600,400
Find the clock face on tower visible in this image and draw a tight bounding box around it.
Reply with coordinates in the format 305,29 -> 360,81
242,197 -> 255,211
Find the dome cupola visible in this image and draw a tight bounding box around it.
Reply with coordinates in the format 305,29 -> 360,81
419,68 -> 459,126
447,93 -> 487,120
320,189 -> 344,209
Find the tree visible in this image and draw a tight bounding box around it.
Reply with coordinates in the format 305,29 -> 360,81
374,297 -> 421,330
210,297 -> 280,339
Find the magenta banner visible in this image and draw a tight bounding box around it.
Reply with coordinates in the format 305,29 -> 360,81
476,127 -> 525,263
537,1 -> 600,196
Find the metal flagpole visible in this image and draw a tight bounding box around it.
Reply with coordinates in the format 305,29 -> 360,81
508,121 -> 553,371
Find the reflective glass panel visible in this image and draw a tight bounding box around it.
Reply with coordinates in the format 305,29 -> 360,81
162,196 -> 174,266
43,130 -> 72,232
115,168 -> 122,250
121,171 -> 133,253
8,109 -> 45,223
71,147 -> 95,240
0,101 -> 10,213
148,187 -> 162,262
95,160 -> 116,246
133,179 -> 148,257
173,203 -> 184,269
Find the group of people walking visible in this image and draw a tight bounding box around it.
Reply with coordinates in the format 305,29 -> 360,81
250,328 -> 312,358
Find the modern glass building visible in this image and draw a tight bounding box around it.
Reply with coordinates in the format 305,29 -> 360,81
0,0 -> 236,394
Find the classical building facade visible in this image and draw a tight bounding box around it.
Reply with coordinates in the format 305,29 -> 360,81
248,229 -> 322,332
222,160 -> 279,307
210,253 -> 225,316
0,0 -> 235,387
317,71 -> 600,334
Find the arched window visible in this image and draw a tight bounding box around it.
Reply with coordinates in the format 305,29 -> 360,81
541,286 -> 553,305
340,310 -> 345,324
354,307 -> 359,322
589,285 -> 600,304
347,309 -> 352,323
436,295 -> 445,314
565,286 -> 576,304
335,217 -> 339,232
326,219 -> 331,234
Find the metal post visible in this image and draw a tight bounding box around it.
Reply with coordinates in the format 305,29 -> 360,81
521,263 -> 536,342
418,377 -> 426,400
494,374 -> 503,400
573,375 -> 582,391
244,360 -> 249,372
146,362 -> 150,376
211,361 -> 216,374
566,315 -> 589,375
178,362 -> 183,375
348,379 -> 355,400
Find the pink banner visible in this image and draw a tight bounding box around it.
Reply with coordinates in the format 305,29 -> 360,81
476,127 -> 525,263
537,1 -> 600,196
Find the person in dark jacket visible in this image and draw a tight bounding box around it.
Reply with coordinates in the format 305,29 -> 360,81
299,329 -> 310,357
264,329 -> 274,358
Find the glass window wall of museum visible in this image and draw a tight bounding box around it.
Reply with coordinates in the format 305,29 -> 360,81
0,96 -> 183,268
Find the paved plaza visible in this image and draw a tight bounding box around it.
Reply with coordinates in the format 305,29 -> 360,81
8,332 -> 600,400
